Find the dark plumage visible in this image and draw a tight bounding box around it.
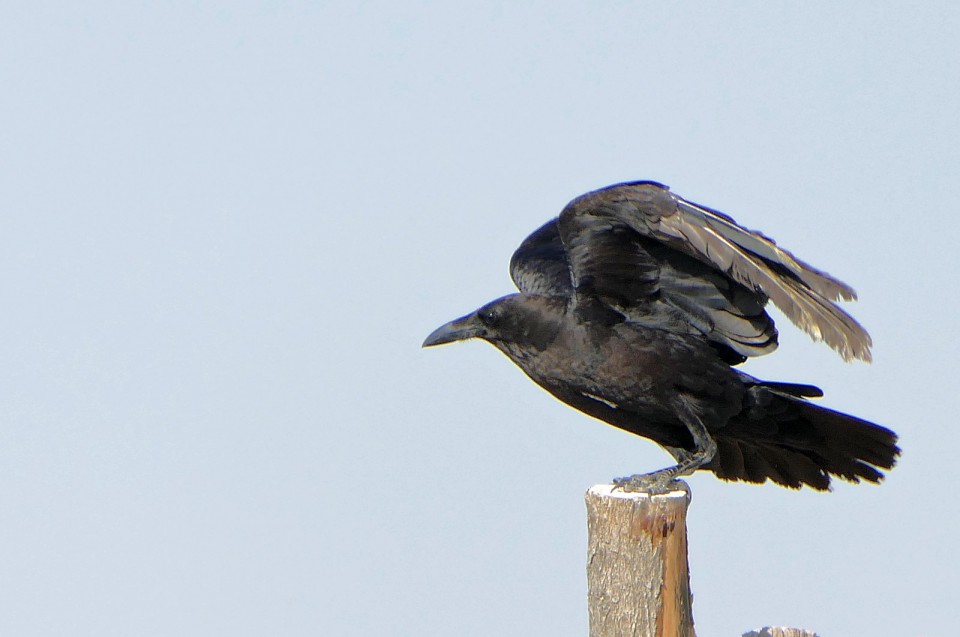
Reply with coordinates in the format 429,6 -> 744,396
423,181 -> 899,491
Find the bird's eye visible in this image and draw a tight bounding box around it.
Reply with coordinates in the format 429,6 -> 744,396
479,310 -> 498,325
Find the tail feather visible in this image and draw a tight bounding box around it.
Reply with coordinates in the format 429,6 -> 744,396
710,384 -> 900,490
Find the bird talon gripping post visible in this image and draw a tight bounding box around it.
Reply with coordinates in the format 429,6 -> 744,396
614,476 -> 691,499
424,181 -> 900,490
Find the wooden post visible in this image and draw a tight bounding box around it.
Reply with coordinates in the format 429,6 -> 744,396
585,484 -> 695,637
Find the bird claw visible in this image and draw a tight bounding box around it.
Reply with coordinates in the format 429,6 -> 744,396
613,473 -> 691,499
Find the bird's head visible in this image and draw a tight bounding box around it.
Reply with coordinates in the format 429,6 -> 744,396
422,294 -> 564,353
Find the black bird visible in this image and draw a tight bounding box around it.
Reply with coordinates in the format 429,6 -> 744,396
423,181 -> 899,491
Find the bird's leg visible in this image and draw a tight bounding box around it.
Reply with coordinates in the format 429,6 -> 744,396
613,401 -> 717,495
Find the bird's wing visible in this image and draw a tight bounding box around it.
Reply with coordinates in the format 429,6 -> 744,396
623,237 -> 779,361
512,194 -> 778,362
509,219 -> 574,296
557,181 -> 871,362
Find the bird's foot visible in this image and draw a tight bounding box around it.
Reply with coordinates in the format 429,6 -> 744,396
612,472 -> 691,498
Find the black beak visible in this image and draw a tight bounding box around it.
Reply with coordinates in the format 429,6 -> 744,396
422,313 -> 484,347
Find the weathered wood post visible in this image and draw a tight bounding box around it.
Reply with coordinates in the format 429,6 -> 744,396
585,484 -> 695,637
742,629 -> 818,637
585,484 -> 820,637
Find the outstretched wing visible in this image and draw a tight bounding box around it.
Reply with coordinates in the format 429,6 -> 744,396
510,196 -> 778,363
557,181 -> 871,362
509,219 -> 573,296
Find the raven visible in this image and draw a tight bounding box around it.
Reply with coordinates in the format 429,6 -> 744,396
423,181 -> 899,491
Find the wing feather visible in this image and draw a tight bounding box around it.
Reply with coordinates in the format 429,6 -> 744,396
560,181 -> 871,361
661,213 -> 871,361
509,219 -> 573,296
675,198 -> 857,301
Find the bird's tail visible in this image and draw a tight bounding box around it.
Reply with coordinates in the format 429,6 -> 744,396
708,382 -> 900,490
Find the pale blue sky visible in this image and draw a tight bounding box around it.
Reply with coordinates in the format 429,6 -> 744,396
1,2 -> 958,636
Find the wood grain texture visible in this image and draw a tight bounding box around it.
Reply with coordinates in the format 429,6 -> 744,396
585,485 -> 694,637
